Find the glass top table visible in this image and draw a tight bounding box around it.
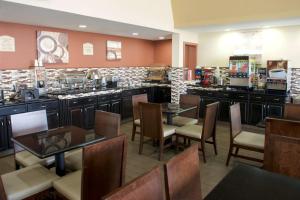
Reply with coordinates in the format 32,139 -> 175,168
161,103 -> 197,124
11,126 -> 106,176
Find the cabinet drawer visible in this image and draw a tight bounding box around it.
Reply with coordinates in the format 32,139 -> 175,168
68,99 -> 81,107
0,105 -> 26,116
187,89 -> 199,95
122,90 -> 134,97
98,95 -> 110,102
233,93 -> 249,100
43,100 -> 59,111
265,95 -> 285,104
83,97 -> 97,104
250,94 -> 265,102
111,93 -> 121,100
218,92 -> 231,99
139,88 -> 148,94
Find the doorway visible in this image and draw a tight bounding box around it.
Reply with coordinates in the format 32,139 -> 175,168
184,43 -> 197,80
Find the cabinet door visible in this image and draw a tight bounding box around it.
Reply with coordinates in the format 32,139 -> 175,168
249,103 -> 265,125
111,100 -> 121,114
69,107 -> 83,128
84,105 -> 96,129
219,100 -> 232,121
122,97 -> 133,119
0,117 -> 8,151
234,101 -> 248,124
47,111 -> 59,130
266,104 -> 283,118
98,102 -> 111,112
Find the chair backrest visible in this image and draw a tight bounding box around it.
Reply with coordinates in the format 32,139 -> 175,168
179,94 -> 200,119
284,103 -> 300,121
81,134 -> 127,200
264,118 -> 300,179
139,102 -> 163,140
94,111 -> 121,137
10,110 -> 48,153
202,102 -> 219,140
132,94 -> 148,121
164,144 -> 202,200
229,103 -> 242,139
103,166 -> 164,200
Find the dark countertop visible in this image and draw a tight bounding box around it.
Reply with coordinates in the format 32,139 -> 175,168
0,96 -> 58,108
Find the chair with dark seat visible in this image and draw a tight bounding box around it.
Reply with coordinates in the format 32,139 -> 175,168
54,135 -> 127,200
264,118 -> 300,179
284,103 -> 300,121
10,110 -> 55,169
164,144 -> 202,200
175,102 -> 219,162
226,103 -> 265,166
103,166 -> 164,200
65,110 -> 121,171
172,94 -> 200,127
131,93 -> 148,141
139,102 -> 177,160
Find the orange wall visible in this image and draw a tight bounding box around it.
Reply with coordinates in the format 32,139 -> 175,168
0,21 -> 161,69
153,39 -> 172,66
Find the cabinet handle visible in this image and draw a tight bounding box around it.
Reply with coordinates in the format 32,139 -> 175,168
256,96 -> 262,99
73,101 -> 77,104
274,98 -> 280,101
41,106 -> 46,108
239,96 -> 245,98
13,109 -> 17,112
56,113 -> 59,117
1,121 -> 3,126
88,99 -> 93,102
8,120 -> 11,125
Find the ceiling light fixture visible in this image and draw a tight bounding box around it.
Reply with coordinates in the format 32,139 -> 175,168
78,24 -> 87,28
158,36 -> 165,40
225,28 -> 231,32
132,32 -> 139,36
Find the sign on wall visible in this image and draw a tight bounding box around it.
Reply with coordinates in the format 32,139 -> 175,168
0,35 -> 15,52
107,40 -> 122,60
37,31 -> 69,64
83,42 -> 94,56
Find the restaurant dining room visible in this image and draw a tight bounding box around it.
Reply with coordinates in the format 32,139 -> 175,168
1,0 -> 300,199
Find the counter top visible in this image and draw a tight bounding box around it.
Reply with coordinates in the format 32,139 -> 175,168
0,97 -> 57,108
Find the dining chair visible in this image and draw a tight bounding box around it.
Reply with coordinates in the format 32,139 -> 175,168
284,103 -> 300,121
131,93 -> 148,141
0,164 -> 59,200
10,110 -> 55,169
172,94 -> 200,127
226,103 -> 264,166
65,110 -> 121,171
53,134 -> 127,200
175,102 -> 219,162
264,118 -> 300,179
164,144 -> 202,200
139,102 -> 177,160
103,166 -> 164,200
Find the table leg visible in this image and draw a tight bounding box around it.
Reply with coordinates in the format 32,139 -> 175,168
55,153 -> 65,176
166,114 -> 173,125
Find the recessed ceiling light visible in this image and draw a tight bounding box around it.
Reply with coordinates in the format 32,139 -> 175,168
225,29 -> 231,32
78,24 -> 87,28
263,26 -> 271,29
132,32 -> 139,36
158,36 -> 165,40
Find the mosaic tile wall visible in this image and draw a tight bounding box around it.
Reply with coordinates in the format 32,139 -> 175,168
170,67 -> 187,103
291,68 -> 300,96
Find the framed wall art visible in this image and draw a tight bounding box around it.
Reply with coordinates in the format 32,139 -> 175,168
107,40 -> 122,60
37,31 -> 69,64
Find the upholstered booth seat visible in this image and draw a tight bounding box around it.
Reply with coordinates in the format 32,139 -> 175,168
53,170 -> 81,200
233,131 -> 265,150
65,149 -> 83,171
172,116 -> 198,127
15,151 -> 55,167
163,125 -> 177,137
1,164 -> 59,200
175,125 -> 203,139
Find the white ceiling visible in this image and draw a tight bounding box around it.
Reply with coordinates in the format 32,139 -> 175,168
183,17 -> 300,33
0,1 -> 172,40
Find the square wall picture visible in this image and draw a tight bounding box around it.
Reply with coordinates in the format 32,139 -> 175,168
107,40 -> 122,60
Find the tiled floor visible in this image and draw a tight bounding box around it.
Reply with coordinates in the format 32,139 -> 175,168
0,120 -> 264,197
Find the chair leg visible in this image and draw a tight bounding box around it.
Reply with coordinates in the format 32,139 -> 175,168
213,136 -> 218,155
175,135 -> 179,152
139,135 -> 144,155
226,145 -> 233,166
159,139 -> 164,161
15,161 -> 20,170
200,142 -> 206,163
131,124 -> 136,141
235,147 -> 239,155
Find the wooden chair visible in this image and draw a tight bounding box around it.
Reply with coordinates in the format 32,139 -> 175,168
131,93 -> 148,141
65,111 -> 121,171
226,103 -> 264,166
284,103 -> 300,121
103,166 -> 164,200
10,110 -> 55,169
175,102 -> 219,162
164,144 -> 202,200
54,135 -> 127,200
264,118 -> 300,179
0,164 -> 59,200
139,102 -> 176,160
172,94 -> 200,127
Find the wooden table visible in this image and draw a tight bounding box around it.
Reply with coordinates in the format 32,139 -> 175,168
161,103 -> 197,125
205,165 -> 300,200
11,126 -> 105,176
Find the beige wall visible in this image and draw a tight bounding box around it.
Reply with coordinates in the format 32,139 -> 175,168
197,26 -> 300,68
172,0 -> 300,28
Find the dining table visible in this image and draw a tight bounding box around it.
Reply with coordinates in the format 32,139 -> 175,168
11,126 -> 105,176
204,165 -> 300,200
161,103 -> 197,125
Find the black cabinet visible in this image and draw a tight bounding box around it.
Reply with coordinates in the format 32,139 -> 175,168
98,101 -> 111,112
0,117 -> 7,152
111,100 -> 121,114
249,103 -> 265,125
219,100 -> 232,121
121,96 -> 133,119
47,111 -> 59,129
68,107 -> 83,128
234,101 -> 248,124
153,87 -> 171,103
266,104 -> 284,118
84,104 -> 96,129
